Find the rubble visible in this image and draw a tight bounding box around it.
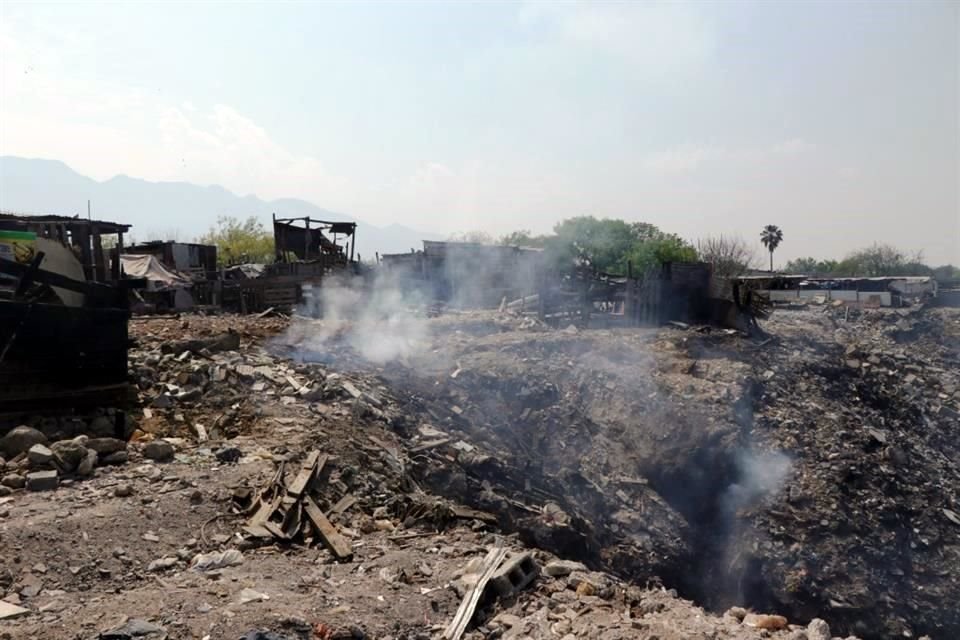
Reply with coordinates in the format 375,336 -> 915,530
25,469 -> 58,491
0,307 -> 956,639
142,440 -> 174,462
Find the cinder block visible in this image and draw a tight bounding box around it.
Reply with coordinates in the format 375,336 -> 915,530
488,552 -> 540,598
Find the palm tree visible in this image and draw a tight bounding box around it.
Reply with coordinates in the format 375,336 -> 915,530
760,225 -> 784,272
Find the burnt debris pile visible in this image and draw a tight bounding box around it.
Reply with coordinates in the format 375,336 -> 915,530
743,306 -> 960,639
283,304 -> 960,639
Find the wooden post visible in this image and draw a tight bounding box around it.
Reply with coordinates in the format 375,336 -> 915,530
91,226 -> 106,282
77,226 -> 93,281
112,232 -> 124,281
272,213 -> 282,263
625,260 -> 635,326
304,217 -> 310,261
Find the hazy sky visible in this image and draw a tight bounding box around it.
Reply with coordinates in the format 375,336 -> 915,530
1,1 -> 958,265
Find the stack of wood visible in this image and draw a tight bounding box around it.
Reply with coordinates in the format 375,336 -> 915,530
243,450 -> 353,560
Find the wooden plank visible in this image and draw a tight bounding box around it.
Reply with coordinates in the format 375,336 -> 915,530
280,499 -> 303,539
287,451 -> 326,498
410,438 -> 451,454
444,545 -> 508,640
450,505 -> 498,524
303,496 -> 352,560
245,493 -> 283,537
331,494 -> 357,514
0,256 -> 118,300
263,520 -> 289,540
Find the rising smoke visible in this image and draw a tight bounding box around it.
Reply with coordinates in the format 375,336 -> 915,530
284,269 -> 431,365
722,449 -> 793,517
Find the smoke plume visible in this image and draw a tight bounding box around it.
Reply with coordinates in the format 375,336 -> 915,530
284,270 -> 430,365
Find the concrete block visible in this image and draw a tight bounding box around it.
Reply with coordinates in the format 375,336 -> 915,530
26,469 -> 59,492
488,552 -> 539,598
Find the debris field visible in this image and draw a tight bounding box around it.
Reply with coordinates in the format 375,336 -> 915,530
0,304 -> 958,640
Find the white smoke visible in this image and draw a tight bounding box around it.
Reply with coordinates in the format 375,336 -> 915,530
284,270 -> 430,365
723,449 -> 793,516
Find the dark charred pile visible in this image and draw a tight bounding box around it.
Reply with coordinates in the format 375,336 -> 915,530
740,307 -> 960,639
381,325 -> 753,588
280,305 -> 960,639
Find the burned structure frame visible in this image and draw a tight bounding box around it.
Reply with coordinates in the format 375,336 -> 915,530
0,213 -> 140,412
273,215 -> 357,265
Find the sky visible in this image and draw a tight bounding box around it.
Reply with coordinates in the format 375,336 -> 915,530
1,1 -> 958,266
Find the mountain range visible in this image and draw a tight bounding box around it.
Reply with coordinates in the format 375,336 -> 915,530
0,156 -> 438,257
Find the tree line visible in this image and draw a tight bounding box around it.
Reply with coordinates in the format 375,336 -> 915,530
784,246 -> 960,281
195,215 -> 957,282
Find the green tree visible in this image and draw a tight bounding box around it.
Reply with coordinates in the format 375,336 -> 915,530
499,230 -> 550,248
500,216 -> 698,276
835,244 -> 929,277
627,233 -> 698,273
784,257 -> 839,275
760,224 -> 784,271
545,216 -> 639,274
197,216 -> 275,266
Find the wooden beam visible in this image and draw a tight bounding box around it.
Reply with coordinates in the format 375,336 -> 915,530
0,256 -> 119,304
303,496 -> 353,560
112,232 -> 124,281
92,226 -> 106,282
287,451 -> 326,498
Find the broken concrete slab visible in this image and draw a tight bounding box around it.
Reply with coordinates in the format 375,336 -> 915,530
0,600 -> 30,620
25,470 -> 59,492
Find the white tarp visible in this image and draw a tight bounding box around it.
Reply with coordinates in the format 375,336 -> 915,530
120,254 -> 192,291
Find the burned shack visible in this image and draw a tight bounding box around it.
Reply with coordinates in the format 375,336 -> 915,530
381,240 -> 544,308
122,240 -> 219,309
528,261 -> 718,329
221,215 -> 359,313
123,240 -> 217,279
381,242 -> 761,331
0,213 -> 139,411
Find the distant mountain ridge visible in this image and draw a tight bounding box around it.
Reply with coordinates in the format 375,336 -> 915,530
0,156 -> 438,257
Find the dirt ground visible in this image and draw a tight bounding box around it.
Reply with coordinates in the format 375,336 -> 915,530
1,304 -> 957,640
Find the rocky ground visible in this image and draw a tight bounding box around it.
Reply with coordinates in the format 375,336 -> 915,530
0,303 -> 957,639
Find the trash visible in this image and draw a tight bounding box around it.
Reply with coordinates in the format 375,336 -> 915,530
99,618 -> 166,639
190,549 -> 244,572
236,587 -> 269,604
146,556 -> 178,572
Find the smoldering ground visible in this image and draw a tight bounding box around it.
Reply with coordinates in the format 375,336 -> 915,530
281,269 -> 432,366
